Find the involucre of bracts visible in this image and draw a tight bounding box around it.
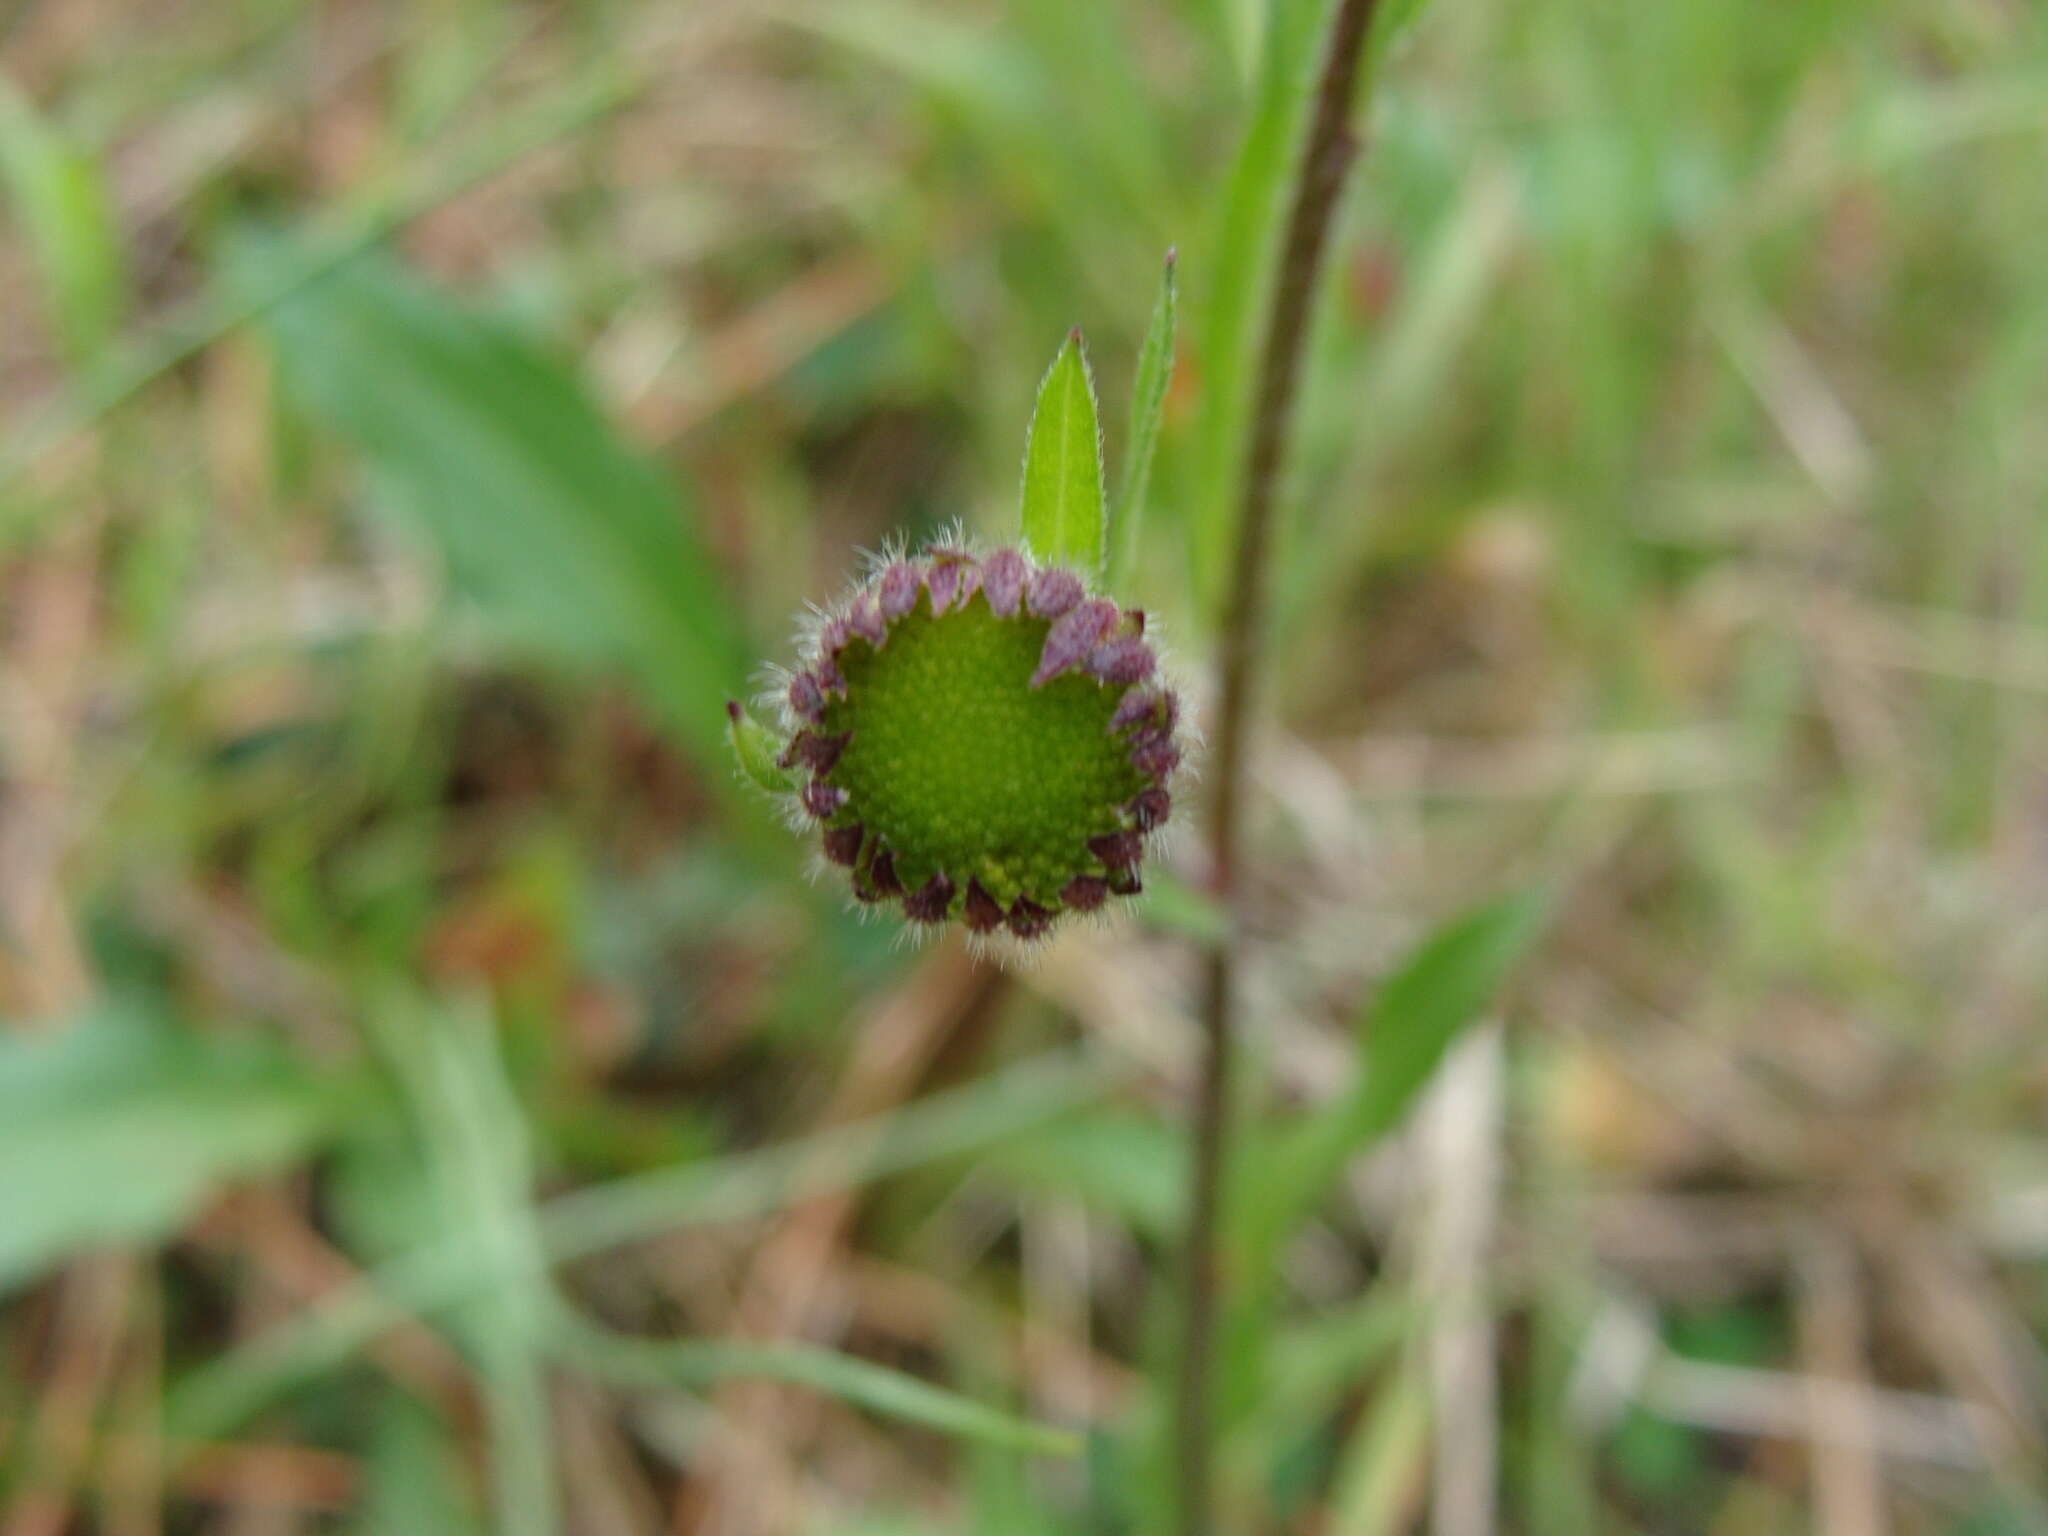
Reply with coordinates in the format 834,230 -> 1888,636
758,540 -> 1183,940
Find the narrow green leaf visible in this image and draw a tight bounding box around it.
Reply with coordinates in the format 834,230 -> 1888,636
1327,1356 -> 1431,1535
0,1003 -> 340,1292
0,80 -> 128,367
726,700 -> 794,794
1250,887 -> 1549,1267
349,1394 -> 485,1536
1109,250 -> 1178,587
398,998 -> 560,1536
1185,0 -> 1327,611
1339,887 -> 1548,1144
1220,889 -> 1548,1417
979,1109 -> 1185,1238
1019,331 -> 1107,575
241,235 -> 747,777
555,1318 -> 1081,1456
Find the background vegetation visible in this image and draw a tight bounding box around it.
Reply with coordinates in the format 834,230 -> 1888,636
5,0 -> 2048,1530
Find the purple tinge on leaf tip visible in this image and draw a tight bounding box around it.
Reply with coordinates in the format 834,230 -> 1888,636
1127,786 -> 1171,831
1088,829 -> 1143,870
867,847 -> 903,898
1060,875 -> 1109,912
1032,599 -> 1120,687
1087,635 -> 1155,686
1026,567 -> 1083,619
848,593 -> 886,646
982,549 -> 1027,616
788,671 -> 825,720
963,880 -> 1006,933
801,780 -> 846,818
1131,735 -> 1181,779
926,554 -> 979,615
1007,897 -> 1055,939
879,562 -> 919,620
954,560 -> 982,607
1109,687 -> 1163,734
808,731 -> 850,773
904,872 -> 955,923
781,730 -> 848,774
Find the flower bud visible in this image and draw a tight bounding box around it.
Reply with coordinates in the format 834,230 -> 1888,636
757,541 -> 1184,939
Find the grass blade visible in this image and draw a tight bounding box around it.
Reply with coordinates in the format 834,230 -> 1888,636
1019,330 -> 1108,575
1110,250 -> 1179,588
1258,887 -> 1549,1255
0,80 -> 127,368
349,1393 -> 484,1536
1326,1356 -> 1431,1535
1333,887 -> 1549,1150
554,1318 -> 1080,1457
411,1001 -> 560,1536
165,1051 -> 1118,1441
1221,889 -> 1549,1422
347,990 -> 562,1534
1184,0 -> 1327,612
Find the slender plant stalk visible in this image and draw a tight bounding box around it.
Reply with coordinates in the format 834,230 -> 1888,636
1176,1 -> 1385,1530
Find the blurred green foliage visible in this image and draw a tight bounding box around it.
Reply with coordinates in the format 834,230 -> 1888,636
3,0 -> 2048,1530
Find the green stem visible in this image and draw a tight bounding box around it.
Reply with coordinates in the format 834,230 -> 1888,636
1177,2 -> 1385,1531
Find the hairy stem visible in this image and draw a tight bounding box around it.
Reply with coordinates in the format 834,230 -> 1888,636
1177,2 -> 1384,1530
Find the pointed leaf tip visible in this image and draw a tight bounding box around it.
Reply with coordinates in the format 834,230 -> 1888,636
1109,253 -> 1179,586
727,703 -> 795,794
1019,333 -> 1107,576
1238,885 -> 1550,1287
1347,887 -> 1549,1147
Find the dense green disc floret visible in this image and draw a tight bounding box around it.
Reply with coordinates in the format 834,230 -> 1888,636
823,599 -> 1144,907
767,543 -> 1181,939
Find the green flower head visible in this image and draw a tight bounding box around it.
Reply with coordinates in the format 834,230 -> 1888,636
755,539 -> 1181,940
